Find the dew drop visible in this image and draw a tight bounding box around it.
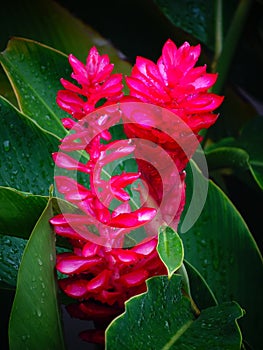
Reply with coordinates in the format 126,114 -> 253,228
36,309 -> 42,317
3,140 -> 10,151
21,334 -> 30,341
37,258 -> 43,266
200,239 -> 206,247
164,320 -> 170,330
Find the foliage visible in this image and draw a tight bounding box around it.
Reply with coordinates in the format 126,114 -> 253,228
0,1 -> 262,349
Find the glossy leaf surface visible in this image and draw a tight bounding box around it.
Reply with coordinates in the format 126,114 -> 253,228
106,275 -> 243,350
153,0 -> 236,50
157,226 -> 184,278
0,96 -> 58,194
179,161 -> 263,349
8,199 -> 65,350
0,187 -> 47,237
206,116 -> 263,190
0,0 -> 131,102
0,39 -> 70,138
0,235 -> 27,287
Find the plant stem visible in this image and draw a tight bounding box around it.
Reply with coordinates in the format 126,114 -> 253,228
212,0 -> 253,95
212,0 -> 223,72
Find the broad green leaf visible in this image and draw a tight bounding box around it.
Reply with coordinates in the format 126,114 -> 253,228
0,72 -> 17,107
157,226 -> 184,278
0,232 -> 69,288
8,198 -> 65,350
0,191 -> 72,286
0,235 -> 27,287
0,96 -> 59,194
205,147 -> 249,171
206,116 -> 263,190
0,185 -> 77,251
0,39 -> 70,138
184,260 -> 217,310
106,275 -> 244,350
0,0 -> 131,118
237,116 -> 263,190
0,0 -> 131,72
0,187 -> 47,238
153,0 -> 236,51
179,160 -> 263,349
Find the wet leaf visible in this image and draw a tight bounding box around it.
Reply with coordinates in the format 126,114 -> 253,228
0,191 -> 73,286
179,160 -> 263,349
0,96 -> 58,194
0,39 -> 70,138
106,275 -> 244,349
184,260 -> 217,310
0,187 -> 47,237
237,116 -> 263,190
0,0 -> 131,69
153,0 -> 236,50
157,226 -> 184,278
0,235 -> 27,287
8,198 -> 65,350
0,0 -> 131,123
206,116 -> 263,190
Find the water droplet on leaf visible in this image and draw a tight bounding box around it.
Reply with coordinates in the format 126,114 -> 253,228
3,140 -> 10,151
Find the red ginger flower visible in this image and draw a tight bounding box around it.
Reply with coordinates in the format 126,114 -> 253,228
57,46 -> 124,121
123,39 -> 223,224
52,122 -> 157,246
51,39 -> 224,344
125,39 -> 224,132
50,116 -> 166,343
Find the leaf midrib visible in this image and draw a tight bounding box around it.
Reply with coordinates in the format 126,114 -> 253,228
161,319 -> 193,350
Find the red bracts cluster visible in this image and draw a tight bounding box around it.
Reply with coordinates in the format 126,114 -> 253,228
51,39 -> 223,344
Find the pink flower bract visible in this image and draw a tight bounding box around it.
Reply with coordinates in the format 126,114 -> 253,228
125,39 -> 223,132
57,47 -> 124,120
50,38 -> 224,345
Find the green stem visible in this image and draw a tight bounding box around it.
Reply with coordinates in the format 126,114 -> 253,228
178,264 -> 201,316
212,0 -> 223,72
178,263 -> 191,298
212,0 -> 253,95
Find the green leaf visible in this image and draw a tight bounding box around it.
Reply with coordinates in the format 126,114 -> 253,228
153,0 -> 236,51
184,260 -> 217,310
0,187 -> 47,238
0,0 -> 131,73
0,38 -> 70,138
157,226 -> 184,278
205,146 -> 249,171
237,116 -> 263,190
179,160 -> 263,349
0,235 -> 27,287
206,116 -> 263,190
8,198 -> 65,350
106,275 -> 244,350
0,0 -> 131,114
0,96 -> 59,194
0,192 -> 72,286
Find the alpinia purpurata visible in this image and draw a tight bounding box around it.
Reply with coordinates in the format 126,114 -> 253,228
50,38 -> 223,344
57,46 -> 124,122
122,39 -> 223,224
